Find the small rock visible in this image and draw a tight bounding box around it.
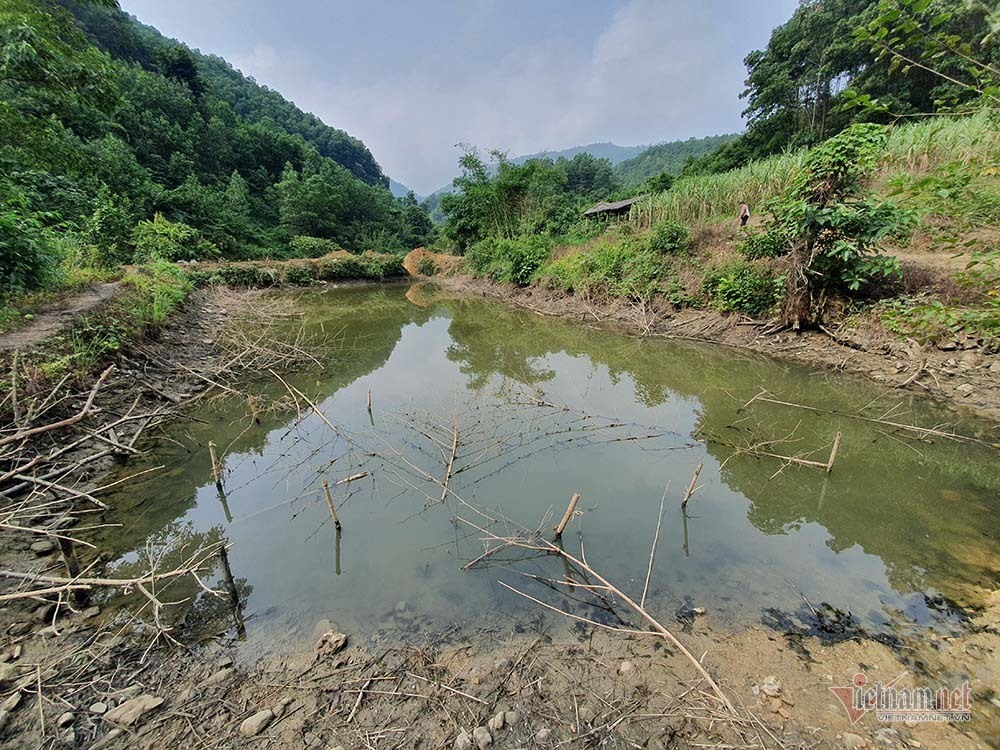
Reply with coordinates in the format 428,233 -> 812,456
472,726 -> 492,750
692,607 -> 706,615
81,606 -> 101,620
206,668 -> 234,685
239,709 -> 274,737
30,540 -> 56,555
1,693 -> 20,712
874,728 -> 898,746
487,711 -> 504,732
534,728 -> 551,743
454,729 -> 473,750
760,675 -> 781,697
103,694 -> 163,727
0,663 -> 17,682
7,622 -> 31,637
842,732 -> 866,749
57,711 -> 75,727
303,732 -> 320,746
619,660 -> 635,676
314,631 -> 348,658
504,710 -> 519,727
939,342 -> 956,351
956,383 -> 975,396
89,702 -> 108,715
33,603 -> 56,624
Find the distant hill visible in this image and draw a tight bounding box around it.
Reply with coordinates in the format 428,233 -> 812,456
614,134 -> 739,186
512,142 -> 646,167
389,179 -> 416,199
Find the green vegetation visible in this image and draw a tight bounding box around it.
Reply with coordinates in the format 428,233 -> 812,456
614,134 -> 739,187
683,0 -> 999,175
539,236 -> 668,302
702,262 -> 785,317
0,0 -> 434,308
187,254 -> 407,288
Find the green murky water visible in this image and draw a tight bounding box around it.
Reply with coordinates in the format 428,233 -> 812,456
98,283 -> 1000,652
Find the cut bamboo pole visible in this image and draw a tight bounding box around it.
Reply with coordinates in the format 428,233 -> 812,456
680,463 -> 703,510
322,480 -> 342,530
826,432 -> 842,474
208,441 -> 223,491
367,389 -> 372,413
553,493 -> 580,538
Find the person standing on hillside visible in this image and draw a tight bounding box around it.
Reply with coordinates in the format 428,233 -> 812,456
738,201 -> 751,227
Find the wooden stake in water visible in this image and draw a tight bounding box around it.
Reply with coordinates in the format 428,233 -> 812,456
367,389 -> 372,413
322,480 -> 342,531
208,441 -> 223,491
553,493 -> 580,538
680,463 -> 703,510
825,432 -> 842,474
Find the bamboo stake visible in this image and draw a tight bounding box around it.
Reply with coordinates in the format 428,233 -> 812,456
439,412 -> 459,502
553,493 -> 581,538
322,480 -> 342,530
826,432 -> 842,474
367,389 -> 372,413
680,463 -> 703,510
208,441 -> 223,491
640,484 -> 668,609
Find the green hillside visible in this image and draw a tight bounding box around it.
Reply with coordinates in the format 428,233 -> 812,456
614,134 -> 739,186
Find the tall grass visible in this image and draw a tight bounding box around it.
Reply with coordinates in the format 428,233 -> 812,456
631,111 -> 998,228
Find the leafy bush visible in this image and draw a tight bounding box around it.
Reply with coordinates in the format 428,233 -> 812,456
213,265 -> 280,287
646,220 -> 688,254
289,236 -> 341,258
132,213 -> 220,263
121,260 -> 193,327
285,265 -> 314,285
466,236 -> 553,286
540,239 -> 666,301
702,262 -> 784,317
880,296 -> 999,345
739,227 -> 790,260
0,185 -> 59,294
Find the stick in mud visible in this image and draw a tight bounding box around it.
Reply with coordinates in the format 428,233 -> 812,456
553,492 -> 580,538
56,536 -> 88,605
680,463 -> 703,510
322,480 -> 343,531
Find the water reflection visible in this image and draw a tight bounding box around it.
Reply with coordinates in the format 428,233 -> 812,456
97,284 -> 999,649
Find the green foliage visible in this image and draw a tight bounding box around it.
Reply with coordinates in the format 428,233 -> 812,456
539,239 -> 667,302
646,220 -> 688,254
289,235 -> 341,258
0,183 -> 59,294
701,262 -> 785,317
466,236 -> 553,286
285,265 -> 314,285
82,188 -> 134,267
739,227 -> 791,260
614,134 -> 738,187
132,213 -> 220,262
121,260 -> 193,326
416,257 -> 439,276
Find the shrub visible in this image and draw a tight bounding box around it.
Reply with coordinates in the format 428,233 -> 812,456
466,236 -> 552,286
289,236 -> 341,258
214,265 -> 280,287
702,262 -> 784,317
121,260 -> 193,327
132,213 -> 220,262
646,220 -> 688,254
539,238 -> 666,301
285,265 -> 314,285
739,227 -> 790,260
0,186 -> 59,294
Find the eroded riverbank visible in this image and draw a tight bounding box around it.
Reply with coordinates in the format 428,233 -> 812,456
2,282 -> 999,749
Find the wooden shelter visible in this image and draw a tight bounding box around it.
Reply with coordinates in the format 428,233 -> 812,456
583,196 -> 645,221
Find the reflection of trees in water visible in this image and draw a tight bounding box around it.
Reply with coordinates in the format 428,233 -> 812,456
441,296 -> 1000,610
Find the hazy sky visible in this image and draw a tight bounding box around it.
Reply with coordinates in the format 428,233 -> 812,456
118,0 -> 797,194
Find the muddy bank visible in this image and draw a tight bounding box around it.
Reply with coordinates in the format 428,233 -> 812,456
437,276 -> 1000,424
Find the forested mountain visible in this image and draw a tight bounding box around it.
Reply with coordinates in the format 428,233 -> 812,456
685,0 -> 999,174
614,134 -> 738,186
513,142 -> 646,167
1,0 -> 434,295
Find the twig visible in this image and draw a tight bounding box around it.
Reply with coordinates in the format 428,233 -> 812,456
641,483 -> 668,609
553,493 -> 581,538
680,464 -> 703,510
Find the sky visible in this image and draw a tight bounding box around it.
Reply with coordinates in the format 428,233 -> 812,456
118,0 -> 798,195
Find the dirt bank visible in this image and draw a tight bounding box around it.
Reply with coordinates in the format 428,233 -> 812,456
0,283 -> 121,352
436,276 -> 1000,425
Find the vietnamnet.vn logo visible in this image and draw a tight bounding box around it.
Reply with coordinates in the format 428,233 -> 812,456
830,671 -> 972,724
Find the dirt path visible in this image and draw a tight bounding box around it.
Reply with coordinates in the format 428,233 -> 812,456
0,282 -> 120,351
